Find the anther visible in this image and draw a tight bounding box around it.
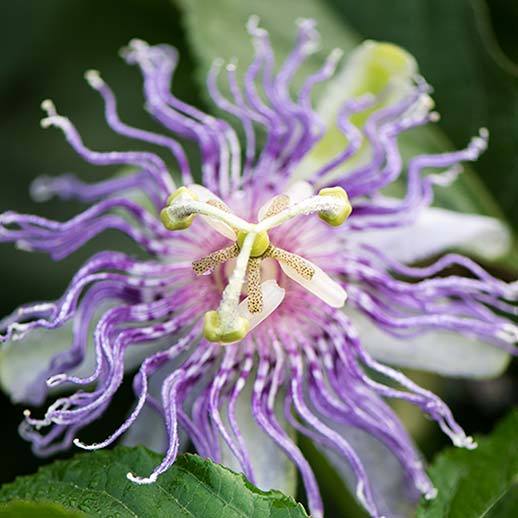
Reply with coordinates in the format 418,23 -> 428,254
84,69 -> 104,88
246,257 -> 263,313
261,194 -> 290,219
192,244 -> 240,276
266,246 -> 315,280
206,198 -> 232,213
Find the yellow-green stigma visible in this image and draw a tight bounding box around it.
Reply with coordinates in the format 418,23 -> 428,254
160,187 -> 198,231
237,230 -> 270,258
203,310 -> 250,345
318,186 -> 352,227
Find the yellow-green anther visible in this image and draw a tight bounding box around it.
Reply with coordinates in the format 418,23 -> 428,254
237,230 -> 270,258
318,187 -> 352,227
203,310 -> 250,344
160,187 -> 198,231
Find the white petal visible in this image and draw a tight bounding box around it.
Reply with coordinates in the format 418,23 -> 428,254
188,184 -> 236,241
219,377 -> 297,496
257,181 -> 314,221
347,308 -> 510,378
314,418 -> 419,518
200,216 -> 236,241
238,280 -> 285,331
186,183 -> 221,203
280,261 -> 347,308
348,206 -> 511,262
285,180 -> 314,203
0,324 -> 74,404
123,403 -> 167,453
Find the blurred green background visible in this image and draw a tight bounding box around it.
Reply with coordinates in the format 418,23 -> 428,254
0,0 -> 516,516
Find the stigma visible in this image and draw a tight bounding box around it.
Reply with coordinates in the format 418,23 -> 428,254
160,182 -> 351,344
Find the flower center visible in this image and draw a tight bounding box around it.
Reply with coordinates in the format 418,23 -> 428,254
160,184 -> 351,344
236,230 -> 270,258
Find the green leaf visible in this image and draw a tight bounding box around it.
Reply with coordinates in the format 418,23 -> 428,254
0,500 -> 84,518
0,447 -> 308,518
417,410 -> 518,517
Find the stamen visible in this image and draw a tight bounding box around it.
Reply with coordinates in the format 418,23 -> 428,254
266,246 -> 315,280
256,186 -> 351,232
192,244 -> 240,275
162,190 -> 252,233
207,198 -> 232,213
246,257 -> 263,313
259,194 -> 290,220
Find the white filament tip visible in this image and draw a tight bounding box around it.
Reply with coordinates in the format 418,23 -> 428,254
128,38 -> 148,49
425,487 -> 438,500
15,240 -> 34,252
46,373 -> 67,387
127,472 -> 157,484
247,14 -> 261,31
453,434 -> 477,449
73,438 -> 100,450
30,177 -> 52,202
41,99 -> 57,116
226,60 -> 237,72
84,69 -> 104,88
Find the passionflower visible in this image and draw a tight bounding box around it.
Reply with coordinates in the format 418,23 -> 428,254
1,18 -> 517,518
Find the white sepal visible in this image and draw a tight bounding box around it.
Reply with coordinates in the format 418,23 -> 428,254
348,206 -> 511,263
347,308 -> 510,378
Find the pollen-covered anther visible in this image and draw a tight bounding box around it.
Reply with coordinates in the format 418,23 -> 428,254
262,194 -> 290,219
318,186 -> 352,227
246,257 -> 263,313
160,186 -> 198,231
206,198 -> 232,213
192,244 -> 240,276
266,245 -> 315,280
203,310 -> 250,345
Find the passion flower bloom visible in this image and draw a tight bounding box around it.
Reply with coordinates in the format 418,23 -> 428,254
1,18 -> 517,518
